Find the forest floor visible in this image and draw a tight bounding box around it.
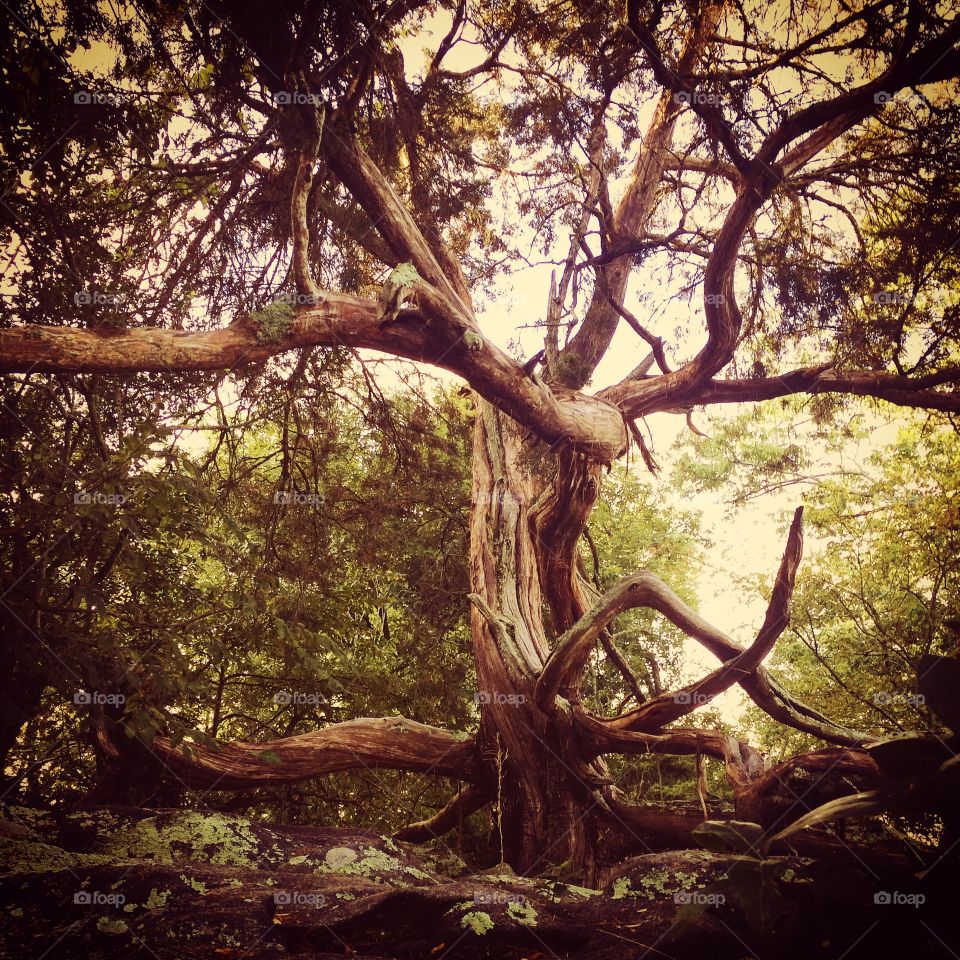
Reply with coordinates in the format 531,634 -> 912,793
0,803 -> 953,959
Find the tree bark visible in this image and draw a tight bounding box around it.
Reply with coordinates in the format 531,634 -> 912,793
468,400 -> 624,883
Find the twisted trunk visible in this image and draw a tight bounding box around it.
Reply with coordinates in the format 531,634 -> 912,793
469,399 -> 619,883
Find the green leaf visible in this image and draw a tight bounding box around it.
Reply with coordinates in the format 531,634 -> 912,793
764,791 -> 888,850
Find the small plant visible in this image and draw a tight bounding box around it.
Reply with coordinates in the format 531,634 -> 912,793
251,301 -> 295,343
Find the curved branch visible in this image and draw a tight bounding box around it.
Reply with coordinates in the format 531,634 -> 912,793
618,507 -> 803,730
392,784 -> 490,843
535,529 -> 866,745
0,298 -> 628,460
145,717 -> 477,791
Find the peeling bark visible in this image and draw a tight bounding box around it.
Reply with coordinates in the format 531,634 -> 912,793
145,717 -> 477,791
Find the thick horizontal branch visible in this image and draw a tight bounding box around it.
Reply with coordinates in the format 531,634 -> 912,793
574,711 -> 765,772
690,365 -> 960,413
609,797 -> 910,868
734,747 -> 883,828
145,716 -> 477,791
0,298 -> 628,460
604,362 -> 960,419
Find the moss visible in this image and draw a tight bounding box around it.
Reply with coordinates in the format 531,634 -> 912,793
102,812 -> 260,867
5,806 -> 54,831
563,883 -> 601,899
460,911 -> 495,935
552,351 -> 594,388
144,888 -> 169,910
377,262 -> 422,321
638,868 -> 673,899
464,331 -> 483,351
0,837 -> 113,874
611,877 -> 634,900
315,844 -> 428,882
250,302 -> 295,344
179,875 -> 207,894
96,918 -> 129,935
506,901 -> 538,926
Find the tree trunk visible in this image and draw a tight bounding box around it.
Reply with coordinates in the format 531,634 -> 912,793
469,398 -> 616,883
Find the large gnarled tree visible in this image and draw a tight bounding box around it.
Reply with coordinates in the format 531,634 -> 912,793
3,0 -> 960,883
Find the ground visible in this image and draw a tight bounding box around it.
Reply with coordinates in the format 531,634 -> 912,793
1,803 -> 950,959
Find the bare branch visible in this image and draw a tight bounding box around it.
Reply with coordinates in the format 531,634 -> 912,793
552,3 -> 724,387
322,124 -> 472,311
616,507 -> 804,730
290,107 -> 325,302
535,544 -> 866,745
146,717 -> 477,791
392,784 -> 490,843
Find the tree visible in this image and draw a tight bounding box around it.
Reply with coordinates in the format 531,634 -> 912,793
3,0 -> 960,885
